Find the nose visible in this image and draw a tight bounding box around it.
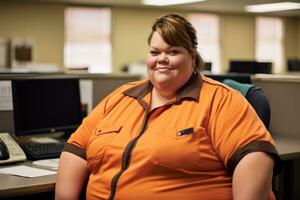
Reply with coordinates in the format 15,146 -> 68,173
158,53 -> 169,64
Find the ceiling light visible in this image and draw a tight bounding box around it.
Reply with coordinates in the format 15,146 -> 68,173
142,0 -> 205,6
245,2 -> 300,13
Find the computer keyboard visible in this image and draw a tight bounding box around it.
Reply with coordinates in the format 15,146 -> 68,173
21,142 -> 65,160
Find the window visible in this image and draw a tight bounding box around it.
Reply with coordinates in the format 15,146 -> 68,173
255,16 -> 284,73
64,7 -> 112,73
188,13 -> 220,73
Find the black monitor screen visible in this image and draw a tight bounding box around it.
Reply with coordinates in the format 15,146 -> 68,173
287,59 -> 300,71
204,62 -> 212,71
12,78 -> 82,136
229,60 -> 272,74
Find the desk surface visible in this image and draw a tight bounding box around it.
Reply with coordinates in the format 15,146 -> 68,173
0,162 -> 56,198
274,136 -> 300,160
0,136 -> 300,198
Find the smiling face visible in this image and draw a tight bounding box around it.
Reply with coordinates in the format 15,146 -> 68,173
147,31 -> 195,96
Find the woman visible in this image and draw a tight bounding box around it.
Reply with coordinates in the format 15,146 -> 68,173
56,14 -> 280,200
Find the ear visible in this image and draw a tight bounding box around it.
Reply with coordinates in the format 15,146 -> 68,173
191,53 -> 196,66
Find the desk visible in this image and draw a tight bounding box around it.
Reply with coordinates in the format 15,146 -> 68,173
273,136 -> 300,200
1,138 -> 300,199
274,136 -> 300,160
0,162 -> 56,199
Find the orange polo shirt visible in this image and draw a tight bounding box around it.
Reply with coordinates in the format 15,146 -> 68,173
63,74 -> 280,200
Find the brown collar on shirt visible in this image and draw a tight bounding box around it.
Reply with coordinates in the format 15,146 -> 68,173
123,73 -> 203,103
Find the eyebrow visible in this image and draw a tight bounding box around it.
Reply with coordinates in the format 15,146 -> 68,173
149,46 -> 181,50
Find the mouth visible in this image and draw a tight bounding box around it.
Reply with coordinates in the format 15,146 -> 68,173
154,66 -> 173,72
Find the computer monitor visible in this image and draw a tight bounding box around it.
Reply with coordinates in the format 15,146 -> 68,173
229,60 -> 272,74
204,62 -> 212,72
287,59 -> 300,71
11,77 -> 82,136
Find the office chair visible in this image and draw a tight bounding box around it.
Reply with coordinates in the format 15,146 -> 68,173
223,79 -> 271,130
224,79 -> 283,200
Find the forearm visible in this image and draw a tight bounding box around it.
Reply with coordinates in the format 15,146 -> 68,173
55,152 -> 89,200
232,152 -> 274,200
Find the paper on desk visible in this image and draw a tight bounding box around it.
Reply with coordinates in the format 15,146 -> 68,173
0,165 -> 57,178
30,137 -> 60,143
32,158 -> 59,170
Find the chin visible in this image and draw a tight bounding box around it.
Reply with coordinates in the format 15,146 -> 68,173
152,75 -> 176,87
149,70 -> 179,86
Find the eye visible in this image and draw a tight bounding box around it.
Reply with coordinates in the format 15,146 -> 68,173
150,50 -> 159,56
169,49 -> 179,55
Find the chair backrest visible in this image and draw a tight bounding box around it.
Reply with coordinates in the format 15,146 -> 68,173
223,79 -> 271,130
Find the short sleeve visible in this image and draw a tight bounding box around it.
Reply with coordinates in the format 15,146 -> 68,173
62,95 -> 110,159
208,89 -> 280,174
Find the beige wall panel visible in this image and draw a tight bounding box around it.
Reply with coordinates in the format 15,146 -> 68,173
298,19 -> 300,58
0,1 -> 64,68
285,17 -> 299,62
220,14 -> 255,72
111,7 -> 186,72
0,1 -> 299,73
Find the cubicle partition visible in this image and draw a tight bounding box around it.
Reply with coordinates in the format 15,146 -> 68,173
253,74 -> 300,200
252,74 -> 300,139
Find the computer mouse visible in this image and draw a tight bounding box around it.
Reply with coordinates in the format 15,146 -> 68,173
0,139 -> 10,160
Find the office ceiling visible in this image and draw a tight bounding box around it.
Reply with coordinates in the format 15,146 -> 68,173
33,0 -> 300,16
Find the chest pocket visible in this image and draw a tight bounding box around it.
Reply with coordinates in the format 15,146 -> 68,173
150,127 -> 207,174
86,122 -> 122,172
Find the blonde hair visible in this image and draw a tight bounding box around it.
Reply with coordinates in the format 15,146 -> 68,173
148,13 -> 204,73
